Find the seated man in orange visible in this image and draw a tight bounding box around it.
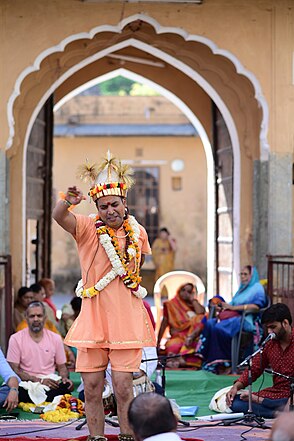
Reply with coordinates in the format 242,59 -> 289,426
16,283 -> 59,333
157,283 -> 205,368
7,301 -> 74,403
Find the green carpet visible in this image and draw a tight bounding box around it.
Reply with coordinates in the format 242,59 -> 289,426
155,369 -> 273,417
0,370 -> 273,420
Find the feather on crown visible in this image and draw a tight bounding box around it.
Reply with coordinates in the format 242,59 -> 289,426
77,151 -> 134,201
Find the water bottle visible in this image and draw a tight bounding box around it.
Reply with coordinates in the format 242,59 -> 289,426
155,369 -> 162,387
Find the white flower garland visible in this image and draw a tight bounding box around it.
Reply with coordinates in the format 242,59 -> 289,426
76,216 -> 147,299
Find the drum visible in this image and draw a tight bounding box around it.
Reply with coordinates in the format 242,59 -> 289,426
132,374 -> 155,397
102,380 -> 116,416
102,374 -> 155,416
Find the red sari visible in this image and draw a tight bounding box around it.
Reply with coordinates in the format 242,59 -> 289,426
163,294 -> 204,368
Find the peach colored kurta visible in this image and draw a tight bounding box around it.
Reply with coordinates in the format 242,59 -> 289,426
64,214 -> 156,350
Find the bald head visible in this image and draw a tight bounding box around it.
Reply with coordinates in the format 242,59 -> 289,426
128,393 -> 177,440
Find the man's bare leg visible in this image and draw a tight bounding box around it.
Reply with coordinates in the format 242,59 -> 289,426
82,371 -> 105,436
112,370 -> 134,434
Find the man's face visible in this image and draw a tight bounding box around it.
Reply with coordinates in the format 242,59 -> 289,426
96,195 -> 126,229
26,306 -> 46,333
33,287 -> 46,302
264,320 -> 289,340
45,282 -> 55,298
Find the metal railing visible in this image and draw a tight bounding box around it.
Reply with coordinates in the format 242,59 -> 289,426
267,255 -> 294,319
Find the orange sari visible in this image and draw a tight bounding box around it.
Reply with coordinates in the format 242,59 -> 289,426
163,294 -> 204,368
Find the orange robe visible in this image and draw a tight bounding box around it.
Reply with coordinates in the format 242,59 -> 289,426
64,214 -> 156,350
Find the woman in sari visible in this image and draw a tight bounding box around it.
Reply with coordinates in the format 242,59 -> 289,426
152,228 -> 176,281
198,265 -> 266,373
13,287 -> 34,330
157,283 -> 205,368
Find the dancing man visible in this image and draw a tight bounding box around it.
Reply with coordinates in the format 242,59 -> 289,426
53,152 -> 156,441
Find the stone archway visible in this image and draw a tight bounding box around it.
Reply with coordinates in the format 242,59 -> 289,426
6,14 -> 267,292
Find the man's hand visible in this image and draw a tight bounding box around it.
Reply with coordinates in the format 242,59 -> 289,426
65,186 -> 85,206
53,186 -> 85,234
226,385 -> 238,407
61,378 -> 74,392
41,378 -> 60,389
3,389 -> 19,412
239,390 -> 263,404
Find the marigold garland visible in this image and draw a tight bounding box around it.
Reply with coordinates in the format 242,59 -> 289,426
19,394 -> 84,422
75,215 -> 147,299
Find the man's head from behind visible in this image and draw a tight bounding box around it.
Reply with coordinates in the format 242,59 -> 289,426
25,301 -> 46,334
261,303 -> 292,340
128,393 -> 177,441
29,283 -> 46,302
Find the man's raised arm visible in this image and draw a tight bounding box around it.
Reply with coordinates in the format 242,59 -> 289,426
52,186 -> 85,235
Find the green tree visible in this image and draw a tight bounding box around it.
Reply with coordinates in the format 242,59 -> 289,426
99,76 -> 135,95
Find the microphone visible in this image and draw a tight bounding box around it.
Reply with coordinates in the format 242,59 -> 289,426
264,368 -> 273,375
261,332 -> 276,347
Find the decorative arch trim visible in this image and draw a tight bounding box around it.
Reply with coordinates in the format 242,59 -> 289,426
6,13 -> 269,160
20,35 -> 241,292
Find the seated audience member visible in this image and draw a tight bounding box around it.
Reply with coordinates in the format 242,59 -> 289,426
226,303 -> 293,418
128,392 -> 183,441
157,283 -> 205,368
0,348 -> 20,412
16,283 -> 59,332
58,304 -> 75,338
39,278 -> 58,320
271,412 -> 294,441
13,286 -> 33,330
70,296 -> 82,319
198,265 -> 266,373
207,295 -> 225,318
7,301 -> 73,402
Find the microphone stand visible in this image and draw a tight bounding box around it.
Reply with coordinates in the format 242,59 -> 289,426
142,351 -> 196,397
224,345 -> 270,429
265,369 -> 294,412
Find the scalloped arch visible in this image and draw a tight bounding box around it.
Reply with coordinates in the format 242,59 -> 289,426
6,13 -> 269,159
8,12 -> 270,291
